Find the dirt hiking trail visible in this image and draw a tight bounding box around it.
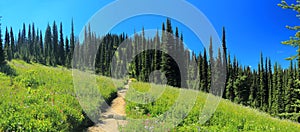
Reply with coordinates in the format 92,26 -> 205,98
87,80 -> 131,132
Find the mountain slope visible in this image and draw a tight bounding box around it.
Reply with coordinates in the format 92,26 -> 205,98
0,60 -> 122,131
0,60 -> 299,131
123,82 -> 300,131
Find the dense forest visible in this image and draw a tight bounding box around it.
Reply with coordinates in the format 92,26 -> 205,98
0,1 -> 300,125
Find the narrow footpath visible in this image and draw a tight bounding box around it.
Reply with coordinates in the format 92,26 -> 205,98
87,80 -> 130,132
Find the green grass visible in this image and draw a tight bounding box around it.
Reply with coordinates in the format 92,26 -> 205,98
123,81 -> 300,132
2,60 -> 299,131
0,60 -> 122,131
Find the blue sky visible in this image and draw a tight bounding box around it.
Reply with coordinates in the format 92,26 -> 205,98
1,0 -> 299,68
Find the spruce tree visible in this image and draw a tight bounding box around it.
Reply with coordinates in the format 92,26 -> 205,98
52,21 -> 58,65
249,70 -> 258,107
272,62 -> 279,115
10,27 -> 14,59
28,24 -> 32,58
32,23 -> 36,60
70,19 -> 75,67
268,58 -> 273,112
202,49 -> 209,92
222,27 -> 227,63
21,23 -> 26,44
59,22 -> 65,65
285,61 -> 294,113
225,53 -> 233,99
277,65 -> 285,113
4,27 -> 11,61
198,52 -> 203,90
259,53 -> 266,110
0,20 -> 5,65
264,58 -> 269,110
45,24 -> 52,65
39,30 -> 44,64
65,37 -> 70,68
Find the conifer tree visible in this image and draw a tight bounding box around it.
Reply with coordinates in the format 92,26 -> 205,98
285,61 -> 294,113
4,27 -> 12,61
222,27 -> 227,62
59,22 -> 65,65
39,30 -> 44,64
259,53 -> 266,110
202,49 -> 209,92
65,37 -> 70,68
271,62 -> 279,115
0,20 -> 5,65
45,24 -> 52,65
249,70 -> 258,107
10,27 -> 14,58
31,23 -> 36,60
277,65 -> 285,113
264,58 -> 269,110
52,21 -> 58,65
70,19 -> 75,67
268,58 -> 273,112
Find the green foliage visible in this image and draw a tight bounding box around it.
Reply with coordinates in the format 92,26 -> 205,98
0,60 -> 120,131
233,75 -> 250,105
0,21 -> 5,66
123,82 -> 300,131
278,0 -> 300,53
15,70 -> 45,88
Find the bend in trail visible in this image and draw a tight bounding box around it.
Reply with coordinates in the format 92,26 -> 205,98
88,80 -> 131,132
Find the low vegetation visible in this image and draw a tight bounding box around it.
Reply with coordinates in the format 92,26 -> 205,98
123,81 -> 300,131
0,60 -> 121,131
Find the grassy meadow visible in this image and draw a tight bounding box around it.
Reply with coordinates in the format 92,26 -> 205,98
0,60 -> 122,131
122,82 -> 300,131
1,60 -> 300,131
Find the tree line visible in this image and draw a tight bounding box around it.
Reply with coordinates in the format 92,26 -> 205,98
0,20 -> 75,68
0,18 -> 299,122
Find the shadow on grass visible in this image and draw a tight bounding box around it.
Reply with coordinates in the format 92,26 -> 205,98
0,64 -> 17,76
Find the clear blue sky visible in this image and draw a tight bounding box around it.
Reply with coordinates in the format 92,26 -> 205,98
1,0 -> 299,69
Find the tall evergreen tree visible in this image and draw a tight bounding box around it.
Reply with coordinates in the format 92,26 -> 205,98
59,22 -> 65,65
32,23 -> 36,60
4,27 -> 12,61
249,70 -> 258,107
277,65 -> 285,113
222,27 -> 227,66
285,61 -> 295,113
39,30 -> 44,64
259,53 -> 267,110
268,58 -> 273,112
28,24 -> 32,58
264,58 -> 269,110
10,27 -> 14,58
45,24 -> 52,65
52,21 -> 58,65
70,19 -> 75,67
271,62 -> 279,115
65,37 -> 70,68
0,19 -> 5,65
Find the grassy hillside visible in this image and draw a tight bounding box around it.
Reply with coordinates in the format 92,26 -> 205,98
0,60 -> 123,131
122,82 -> 300,132
1,60 -> 300,131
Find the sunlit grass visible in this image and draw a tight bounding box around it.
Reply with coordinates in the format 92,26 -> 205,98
0,60 -> 122,131
123,81 -> 300,131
